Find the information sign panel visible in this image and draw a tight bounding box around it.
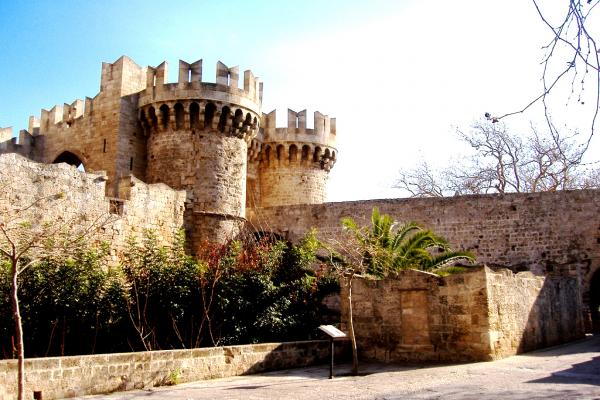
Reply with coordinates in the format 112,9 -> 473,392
318,325 -> 347,339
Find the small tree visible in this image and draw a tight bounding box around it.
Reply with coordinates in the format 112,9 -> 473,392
0,182 -> 112,400
323,208 -> 475,374
320,237 -> 364,376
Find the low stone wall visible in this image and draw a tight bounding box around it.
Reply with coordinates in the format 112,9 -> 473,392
0,340 -> 344,400
341,266 -> 584,363
486,268 -> 584,358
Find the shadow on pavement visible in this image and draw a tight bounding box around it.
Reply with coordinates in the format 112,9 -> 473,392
515,334 -> 600,358
526,355 -> 600,386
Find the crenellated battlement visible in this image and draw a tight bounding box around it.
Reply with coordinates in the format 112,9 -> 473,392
251,109 -> 337,172
0,127 -> 13,143
36,97 -> 91,134
259,109 -> 337,149
261,109 -> 336,141
140,59 -> 263,108
0,127 -> 34,156
1,54 -> 337,243
38,99 -> 86,130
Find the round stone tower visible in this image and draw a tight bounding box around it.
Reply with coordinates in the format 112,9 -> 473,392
137,60 -> 262,251
247,109 -> 337,208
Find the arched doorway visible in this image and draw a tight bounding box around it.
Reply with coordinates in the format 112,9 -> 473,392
590,269 -> 600,333
53,151 -> 85,171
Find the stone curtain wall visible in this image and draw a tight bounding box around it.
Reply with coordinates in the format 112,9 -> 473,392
0,154 -> 185,255
0,153 -> 111,229
248,191 -> 600,311
0,340 -> 343,400
114,175 -> 186,250
341,267 -> 584,363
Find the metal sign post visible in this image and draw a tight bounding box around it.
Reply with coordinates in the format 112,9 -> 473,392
318,325 -> 347,379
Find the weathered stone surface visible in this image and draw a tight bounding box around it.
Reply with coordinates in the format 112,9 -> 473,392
0,153 -> 185,255
250,192 -> 600,325
340,267 -> 584,363
0,340 -> 345,400
0,55 -> 338,251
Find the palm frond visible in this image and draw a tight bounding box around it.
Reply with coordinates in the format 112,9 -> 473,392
423,251 -> 475,271
390,222 -> 421,250
344,207 -> 477,277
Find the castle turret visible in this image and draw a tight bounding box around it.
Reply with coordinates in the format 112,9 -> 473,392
2,55 -> 337,250
247,109 -> 337,208
138,59 -> 262,250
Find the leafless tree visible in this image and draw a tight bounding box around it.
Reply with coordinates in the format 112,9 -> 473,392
0,177 -> 112,400
396,161 -> 446,198
489,1 -> 599,150
320,235 -> 364,376
394,120 -> 599,197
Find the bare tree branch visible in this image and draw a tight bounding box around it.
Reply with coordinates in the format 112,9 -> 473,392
489,1 -> 599,150
394,120 -> 600,197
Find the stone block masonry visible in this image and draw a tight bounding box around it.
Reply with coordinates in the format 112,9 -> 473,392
249,191 -> 600,326
0,340 -> 346,400
0,55 -> 338,251
340,267 -> 584,363
0,153 -> 185,255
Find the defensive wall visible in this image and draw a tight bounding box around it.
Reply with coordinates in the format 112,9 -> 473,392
248,191 -> 600,325
0,153 -> 185,255
340,267 -> 584,363
2,152 -> 598,327
0,340 -> 346,400
0,55 -> 338,253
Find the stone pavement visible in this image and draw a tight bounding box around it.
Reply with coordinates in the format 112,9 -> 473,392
78,335 -> 600,400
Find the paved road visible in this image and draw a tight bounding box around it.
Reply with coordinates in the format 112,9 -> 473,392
79,335 -> 600,400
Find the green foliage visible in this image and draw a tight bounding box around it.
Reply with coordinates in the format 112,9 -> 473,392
0,245 -> 129,357
0,229 -> 339,358
121,230 -> 202,350
164,368 -> 181,386
342,207 -> 475,277
199,230 -> 338,345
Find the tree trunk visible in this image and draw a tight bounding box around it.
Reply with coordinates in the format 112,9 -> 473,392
347,278 -> 359,375
10,259 -> 24,400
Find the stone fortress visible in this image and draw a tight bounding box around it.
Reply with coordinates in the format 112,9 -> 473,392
0,56 -> 337,254
1,55 -> 599,333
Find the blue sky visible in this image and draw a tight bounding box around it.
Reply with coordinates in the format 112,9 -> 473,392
1,1 -> 598,201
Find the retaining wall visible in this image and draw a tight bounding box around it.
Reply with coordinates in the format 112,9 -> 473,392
0,340 -> 343,399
